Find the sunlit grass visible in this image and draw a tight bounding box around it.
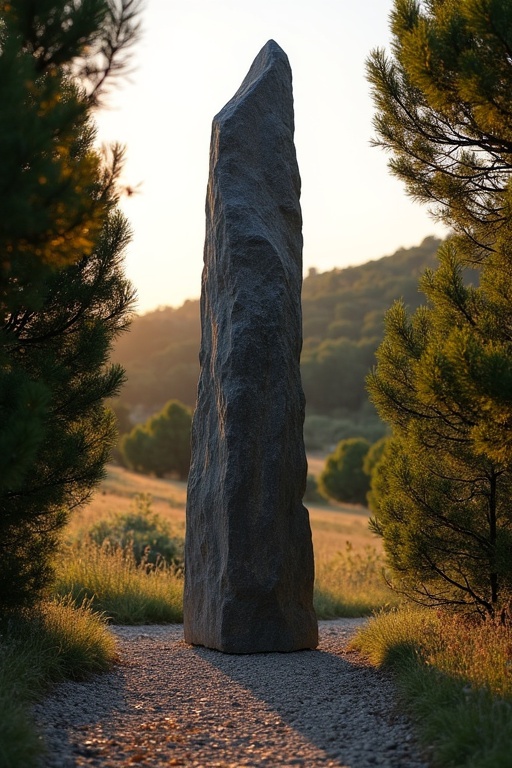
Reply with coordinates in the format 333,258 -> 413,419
58,464 -> 395,623
314,542 -> 400,617
55,542 -> 398,624
54,539 -> 395,624
353,606 -> 512,767
65,464 -> 187,543
54,542 -> 184,624
0,598 -> 116,768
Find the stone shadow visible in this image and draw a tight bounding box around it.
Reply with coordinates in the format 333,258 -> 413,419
190,628 -> 426,768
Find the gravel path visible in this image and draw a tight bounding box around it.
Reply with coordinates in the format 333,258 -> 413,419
34,619 -> 429,768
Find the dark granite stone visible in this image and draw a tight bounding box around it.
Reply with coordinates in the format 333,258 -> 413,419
183,40 -> 318,653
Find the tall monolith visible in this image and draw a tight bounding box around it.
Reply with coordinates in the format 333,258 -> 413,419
184,40 -> 318,653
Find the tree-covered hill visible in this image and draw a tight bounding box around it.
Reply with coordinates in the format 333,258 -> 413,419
112,299 -> 200,421
302,235 -> 441,342
113,236 -> 443,433
301,235 -> 442,414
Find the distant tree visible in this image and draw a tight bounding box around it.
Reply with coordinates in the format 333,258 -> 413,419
318,438 -> 371,505
301,338 -> 379,414
366,0 -> 512,256
121,400 -> 192,480
109,400 -> 134,464
110,401 -> 133,438
0,0 -> 140,614
120,424 -> 152,473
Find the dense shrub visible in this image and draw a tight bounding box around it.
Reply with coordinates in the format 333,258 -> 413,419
121,400 -> 192,479
319,438 -> 371,505
87,494 -> 183,567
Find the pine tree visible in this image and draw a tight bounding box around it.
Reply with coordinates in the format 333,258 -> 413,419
368,245 -> 512,619
366,0 -> 512,621
366,0 -> 512,257
0,0 -> 140,612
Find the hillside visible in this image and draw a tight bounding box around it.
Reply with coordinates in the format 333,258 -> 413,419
113,236 -> 443,439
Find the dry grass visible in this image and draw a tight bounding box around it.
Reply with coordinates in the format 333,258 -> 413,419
54,543 -> 184,624
61,461 -> 393,622
67,464 -> 187,541
72,462 -> 382,560
0,599 -> 116,767
309,502 -> 382,560
353,607 -> 512,767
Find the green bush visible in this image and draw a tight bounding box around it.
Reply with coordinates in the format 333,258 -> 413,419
363,436 -> 389,479
87,493 -> 184,567
121,399 -> 192,479
319,437 -> 371,504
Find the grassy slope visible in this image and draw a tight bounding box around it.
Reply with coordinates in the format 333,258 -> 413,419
70,462 -> 380,560
61,462 -> 395,622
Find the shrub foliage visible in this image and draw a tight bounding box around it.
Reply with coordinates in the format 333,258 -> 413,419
319,438 -> 371,505
121,400 -> 192,479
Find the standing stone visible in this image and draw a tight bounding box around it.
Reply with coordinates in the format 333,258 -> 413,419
184,40 -> 318,653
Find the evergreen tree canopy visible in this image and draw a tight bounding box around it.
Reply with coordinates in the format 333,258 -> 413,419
368,246 -> 512,619
0,0 -> 140,307
367,0 -> 512,255
367,0 -> 512,622
0,0 -> 140,613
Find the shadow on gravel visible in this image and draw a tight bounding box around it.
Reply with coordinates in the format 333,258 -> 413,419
33,626 -> 427,768
191,641 -> 425,768
32,657 -> 131,765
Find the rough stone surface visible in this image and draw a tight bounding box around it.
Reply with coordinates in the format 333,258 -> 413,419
184,40 -> 317,653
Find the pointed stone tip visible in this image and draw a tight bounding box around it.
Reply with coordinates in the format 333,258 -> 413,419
215,39 -> 292,124
255,39 -> 289,67
262,39 -> 285,54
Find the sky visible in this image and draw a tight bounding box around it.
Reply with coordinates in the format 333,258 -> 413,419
95,0 -> 448,315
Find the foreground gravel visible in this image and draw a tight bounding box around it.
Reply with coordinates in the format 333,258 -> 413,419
34,619 -> 429,768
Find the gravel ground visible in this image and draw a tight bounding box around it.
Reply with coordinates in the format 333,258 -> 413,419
33,619 -> 430,768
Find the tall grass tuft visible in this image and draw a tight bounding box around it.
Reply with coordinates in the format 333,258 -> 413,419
38,596 -> 118,677
55,538 -> 396,624
54,541 -> 184,623
353,606 -> 512,768
0,598 -> 117,768
314,542 -> 399,618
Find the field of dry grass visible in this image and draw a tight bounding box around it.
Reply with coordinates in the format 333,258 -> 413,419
60,460 -> 394,622
67,461 -> 381,563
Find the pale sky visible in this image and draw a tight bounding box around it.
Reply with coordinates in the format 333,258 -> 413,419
95,0 -> 447,315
